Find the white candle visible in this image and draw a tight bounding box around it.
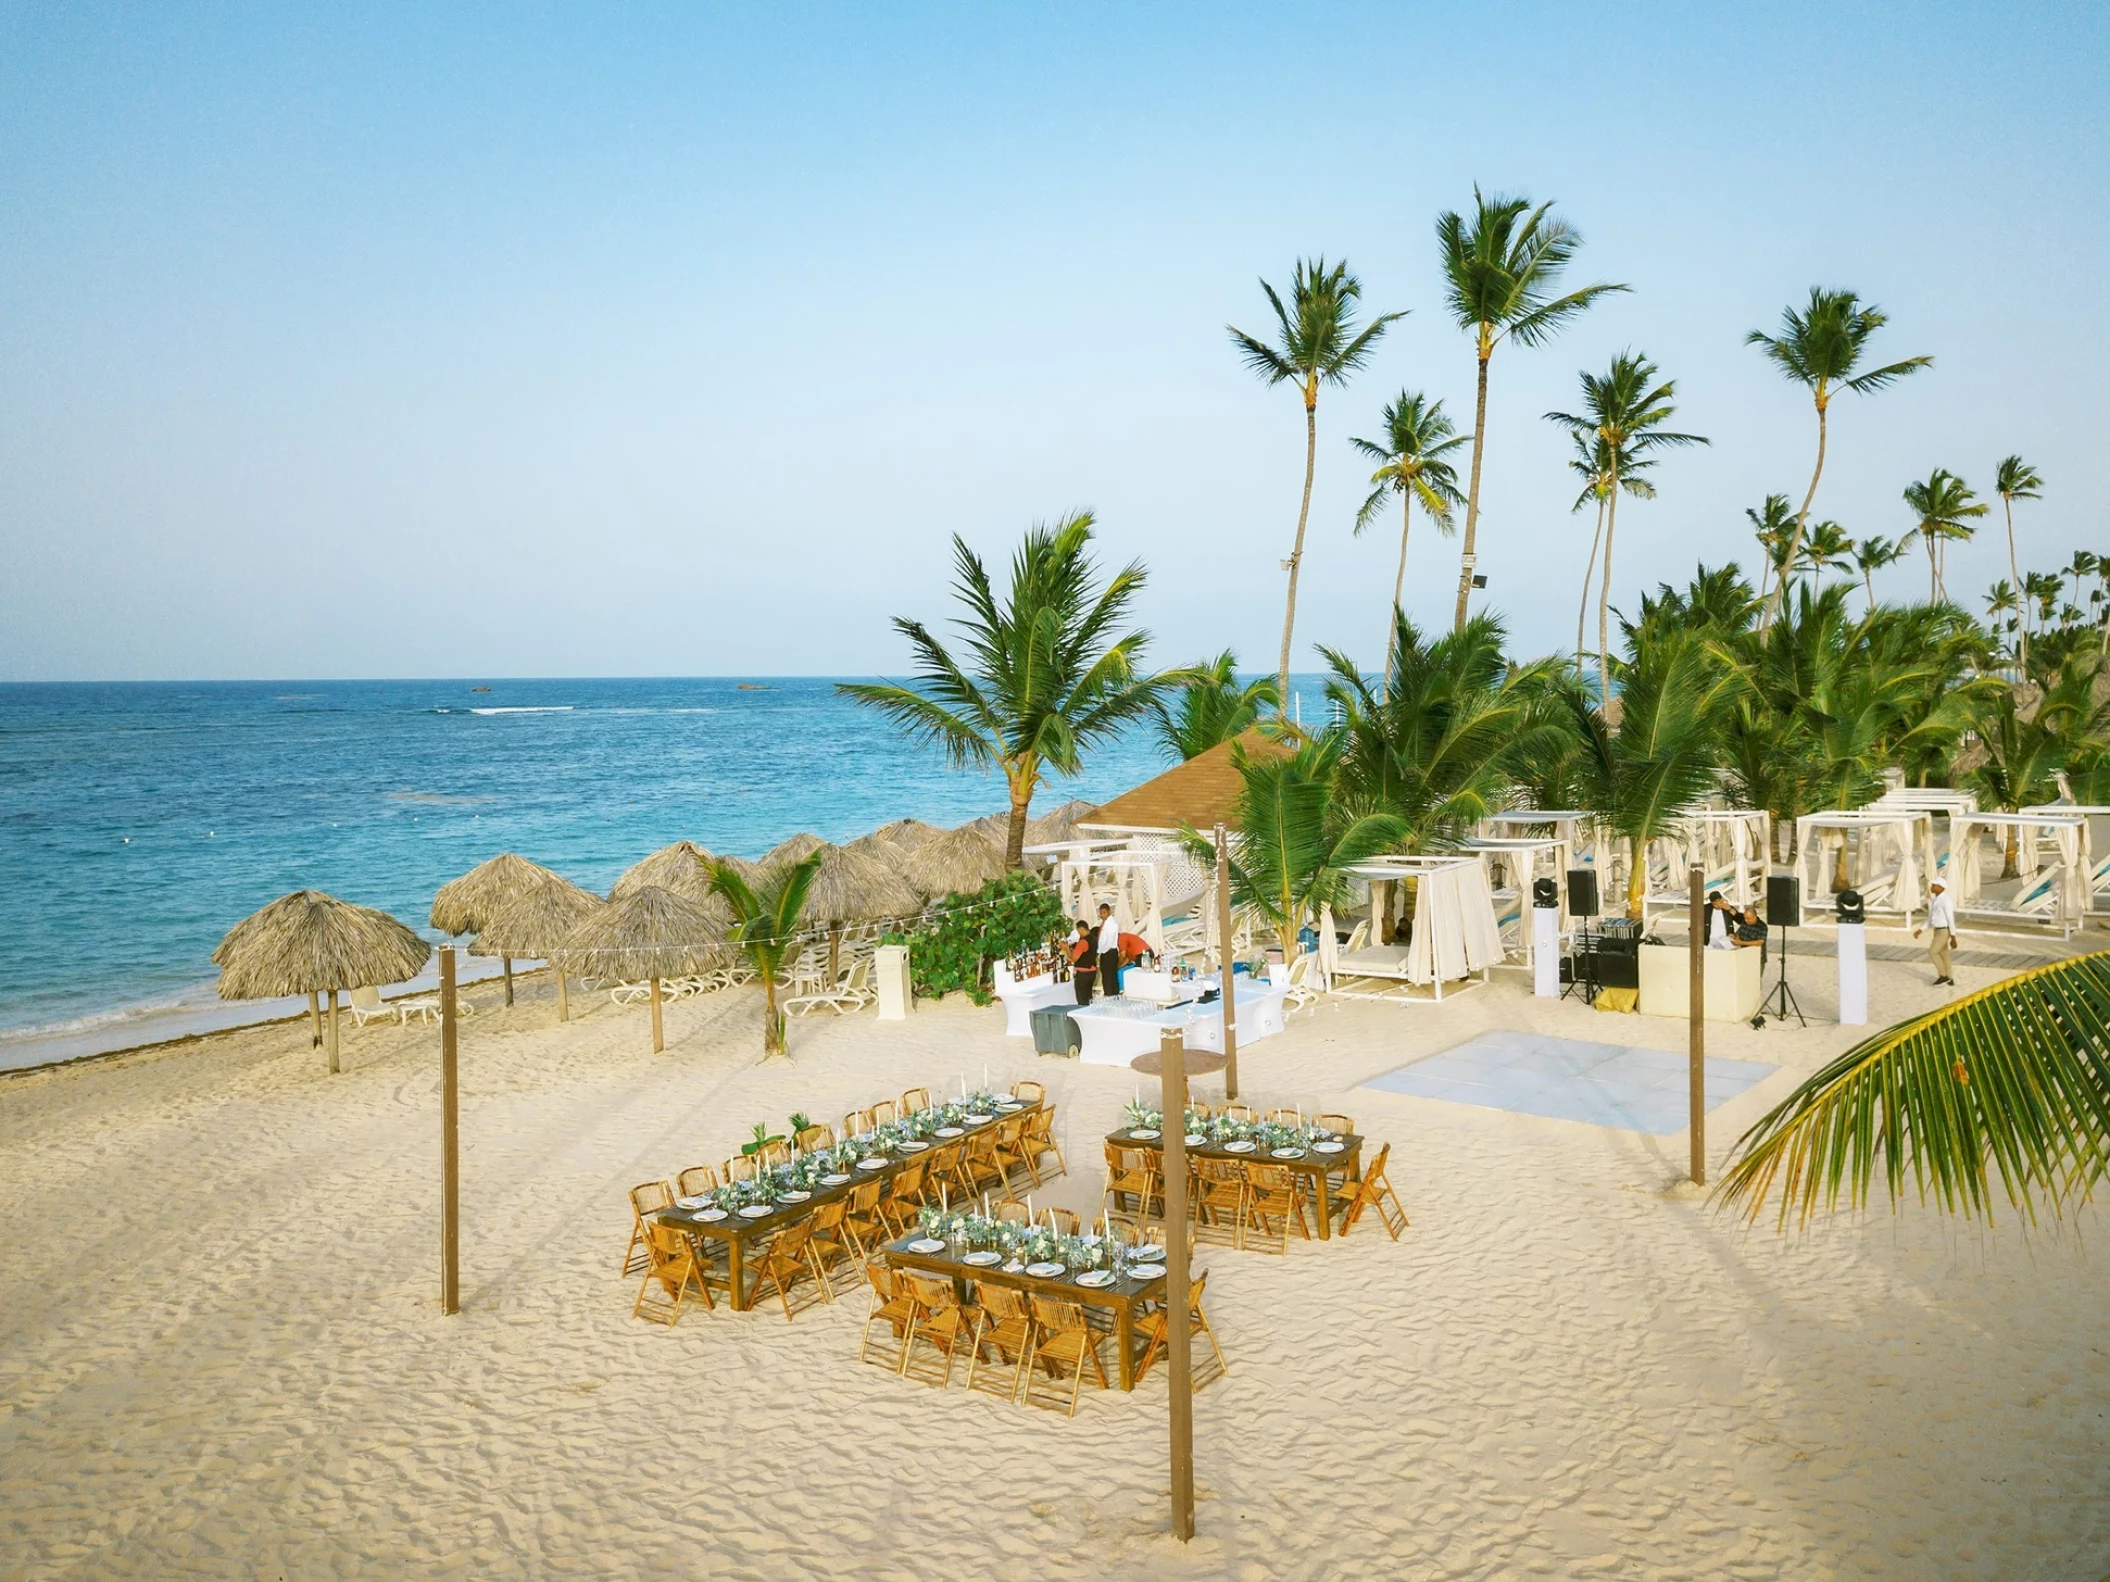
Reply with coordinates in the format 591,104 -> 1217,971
941,1181 -> 947,1210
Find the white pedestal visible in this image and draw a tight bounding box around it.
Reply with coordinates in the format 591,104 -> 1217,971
1837,922 -> 1868,1025
1532,907 -> 1559,997
875,945 -> 912,1021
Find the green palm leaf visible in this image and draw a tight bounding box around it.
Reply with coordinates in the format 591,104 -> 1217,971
1717,953 -> 2110,1227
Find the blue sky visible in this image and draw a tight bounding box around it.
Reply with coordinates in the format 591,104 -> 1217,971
2,2 -> 2105,680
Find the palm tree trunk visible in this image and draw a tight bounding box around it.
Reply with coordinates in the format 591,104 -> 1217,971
1928,529 -> 1939,603
762,972 -> 782,1058
1597,473 -> 1621,712
1453,340 -> 1493,633
1387,495 -> 1411,685
1577,492 -> 1606,672
2002,823 -> 2020,880
1276,393 -> 1320,708
1627,836 -> 1646,919
1863,567 -> 1876,612
2004,498 -> 2026,671
1004,771 -> 1033,869
1762,397 -> 1828,632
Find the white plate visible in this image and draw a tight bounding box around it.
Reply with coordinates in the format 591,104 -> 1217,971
965,1114 -> 994,1125
934,1127 -> 964,1138
1224,1140 -> 1257,1153
1133,1263 -> 1167,1279
1129,1246 -> 1164,1262
907,1238 -> 946,1254
1271,1147 -> 1306,1160
1002,1260 -> 1026,1273
820,1173 -> 851,1186
780,1189 -> 811,1202
1025,1261 -> 1066,1278
697,1208 -> 729,1222
857,1157 -> 890,1170
1129,1128 -> 1161,1140
737,1204 -> 773,1218
900,1140 -> 930,1152
674,1196 -> 709,1210
1074,1270 -> 1114,1288
1183,1133 -> 1205,1146
993,1092 -> 1015,1103
961,1250 -> 1002,1266
1313,1141 -> 1347,1155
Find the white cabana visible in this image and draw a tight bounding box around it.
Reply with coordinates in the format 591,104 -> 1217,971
1480,809 -> 1610,868
1948,812 -> 2090,936
2023,803 -> 2110,916
1792,809 -> 1936,927
1326,857 -> 1504,1003
1054,848 -> 1170,954
1635,809 -> 1769,926
1873,786 -> 1979,865
1465,835 -> 1571,967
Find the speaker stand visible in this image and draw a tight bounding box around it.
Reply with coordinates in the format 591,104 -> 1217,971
1562,918 -> 1599,1005
1757,924 -> 1805,1027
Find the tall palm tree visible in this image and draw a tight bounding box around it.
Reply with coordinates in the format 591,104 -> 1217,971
1852,534 -> 1905,611
1544,352 -> 1708,710
839,514 -> 1185,867
1153,652 -> 1280,762
1901,468 -> 1987,603
1984,579 -> 2020,653
2064,550 -> 2097,617
1993,455 -> 2043,668
1229,259 -> 1403,705
1747,288 -> 1932,629
1746,493 -> 1798,609
1350,391 -> 1468,680
1437,189 -> 1627,633
1793,520 -> 1856,585
1716,952 -> 2110,1228
1567,430 -> 1615,679
709,854 -> 821,1060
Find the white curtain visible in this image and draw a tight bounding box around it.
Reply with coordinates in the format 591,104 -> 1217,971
1404,863 -> 1504,986
1950,816 -> 1982,903
1316,903 -> 1338,988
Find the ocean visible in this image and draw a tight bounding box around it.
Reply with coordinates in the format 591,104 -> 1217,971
0,676 -> 1317,1070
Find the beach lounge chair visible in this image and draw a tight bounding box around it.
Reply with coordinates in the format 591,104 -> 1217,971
348,985 -> 394,1028
783,957 -> 873,1017
1281,952 -> 1320,1013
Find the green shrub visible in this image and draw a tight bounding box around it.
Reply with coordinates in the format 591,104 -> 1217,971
885,872 -> 1067,1005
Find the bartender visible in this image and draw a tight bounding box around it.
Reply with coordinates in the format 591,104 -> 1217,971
1096,903 -> 1123,998
1070,920 -> 1097,1005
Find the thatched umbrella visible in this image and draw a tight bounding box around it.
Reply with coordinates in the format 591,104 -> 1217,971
215,890 -> 432,1074
869,817 -> 944,851
213,906 -> 323,1048
609,840 -> 716,903
765,832 -> 921,979
903,820 -> 1009,899
1027,799 -> 1095,847
553,884 -> 725,1053
471,875 -> 605,1023
431,852 -> 563,1006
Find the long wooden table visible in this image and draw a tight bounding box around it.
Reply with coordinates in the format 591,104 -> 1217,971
882,1232 -> 1172,1390
652,1100 -> 1044,1310
1106,1126 -> 1363,1240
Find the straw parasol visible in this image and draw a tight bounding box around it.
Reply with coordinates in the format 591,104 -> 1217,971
431,852 -> 564,1006
471,875 -> 605,1023
1027,799 -> 1096,846
869,817 -> 944,851
553,884 -> 725,1053
902,820 -> 1010,898
609,840 -> 716,903
214,890 -> 432,1074
765,832 -> 922,979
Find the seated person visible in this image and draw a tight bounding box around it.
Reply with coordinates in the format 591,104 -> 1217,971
1733,905 -> 1768,965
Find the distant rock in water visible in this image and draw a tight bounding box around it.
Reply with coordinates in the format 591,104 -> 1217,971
736,684 -> 772,691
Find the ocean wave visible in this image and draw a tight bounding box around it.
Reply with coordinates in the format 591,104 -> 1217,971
0,993 -> 207,1043
597,707 -> 721,716
467,706 -> 574,715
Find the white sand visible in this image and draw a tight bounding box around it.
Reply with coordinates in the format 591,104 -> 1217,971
2,945 -> 2106,1579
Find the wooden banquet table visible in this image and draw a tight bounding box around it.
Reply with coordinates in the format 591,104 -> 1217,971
1106,1125 -> 1364,1241
650,1099 -> 1044,1311
882,1232 -> 1173,1390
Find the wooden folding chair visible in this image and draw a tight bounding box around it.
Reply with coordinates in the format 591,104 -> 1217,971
900,1273 -> 972,1386
675,1165 -> 719,1199
633,1219 -> 713,1325
994,1114 -> 1040,1192
794,1124 -> 835,1152
1134,1271 -> 1224,1389
1335,1142 -> 1409,1239
807,1199 -> 855,1283
1191,1160 -> 1246,1250
843,1109 -> 872,1140
966,1284 -> 1034,1403
1314,1112 -> 1354,1135
995,1198 -> 1032,1225
1021,1108 -> 1066,1182
1044,1207 -> 1081,1237
868,1099 -> 897,1128
755,1221 -> 828,1319
724,1153 -> 757,1184
900,1086 -> 931,1115
1102,1142 -> 1158,1219
1011,1079 -> 1046,1106
1024,1296 -> 1107,1415
956,1131 -> 1008,1198
858,1263 -> 916,1372
624,1181 -> 674,1275
880,1161 -> 927,1237
1222,1103 -> 1255,1123
759,1140 -> 791,1169
842,1179 -> 888,1258
1241,1163 -> 1311,1254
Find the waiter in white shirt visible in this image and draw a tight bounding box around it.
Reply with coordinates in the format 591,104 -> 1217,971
1095,904 -> 1123,998
1914,878 -> 1958,986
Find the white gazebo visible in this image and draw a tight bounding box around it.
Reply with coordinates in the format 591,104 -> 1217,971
1464,835 -> 1571,968
1792,809 -> 1937,927
2023,801 -> 2110,916
1323,857 -> 1504,1004
1947,811 -> 2091,937
1635,808 -> 1770,926
1051,847 -> 1172,955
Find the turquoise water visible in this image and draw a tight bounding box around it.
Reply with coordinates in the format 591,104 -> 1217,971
0,677 -> 1317,1067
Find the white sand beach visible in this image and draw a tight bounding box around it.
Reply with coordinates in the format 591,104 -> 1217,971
2,947 -> 2106,1580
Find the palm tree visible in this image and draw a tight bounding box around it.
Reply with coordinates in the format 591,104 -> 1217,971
1901,469 -> 1987,602
1993,455 -> 2043,667
1795,520 -> 1855,583
1568,430 -> 1615,678
709,854 -> 821,1060
2065,550 -> 2098,617
1178,736 -> 1404,962
1349,391 -> 1467,680
1746,493 -> 1798,609
1544,352 -> 1708,710
1153,652 -> 1280,761
1230,259 -> 1403,705
1984,580 -> 2020,653
1716,953 -> 2110,1227
1747,288 -> 1932,629
1437,189 -> 1628,633
1971,653 -> 2110,875
1852,534 -> 1906,611
839,515 -> 1185,867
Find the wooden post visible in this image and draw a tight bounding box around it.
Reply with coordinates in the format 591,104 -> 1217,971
555,966 -> 569,1023
1157,1026 -> 1196,1542
649,975 -> 664,1053
1687,865 -> 1706,1187
1214,823 -> 1239,1102
307,990 -> 322,1048
326,989 -> 340,1075
440,945 -> 460,1315
502,953 -> 514,1007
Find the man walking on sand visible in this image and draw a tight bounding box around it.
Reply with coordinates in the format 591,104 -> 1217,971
1915,878 -> 1958,986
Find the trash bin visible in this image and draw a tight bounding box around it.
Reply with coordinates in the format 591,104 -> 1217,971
1029,1004 -> 1081,1058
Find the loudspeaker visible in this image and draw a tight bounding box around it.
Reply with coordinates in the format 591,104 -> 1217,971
1566,868 -> 1599,918
1835,888 -> 1865,924
1767,873 -> 1800,922
1532,876 -> 1559,908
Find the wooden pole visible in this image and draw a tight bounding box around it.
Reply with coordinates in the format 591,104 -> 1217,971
1687,865 -> 1706,1186
649,975 -> 664,1053
1214,823 -> 1239,1102
1157,1026 -> 1196,1542
326,990 -> 340,1075
555,966 -> 569,1023
440,945 -> 460,1315
307,990 -> 322,1048
502,954 -> 514,1007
